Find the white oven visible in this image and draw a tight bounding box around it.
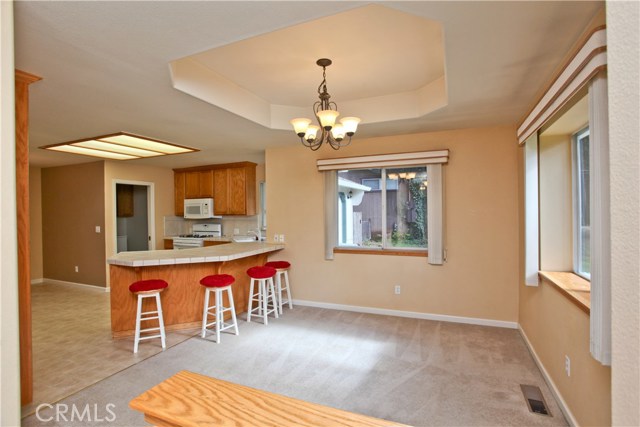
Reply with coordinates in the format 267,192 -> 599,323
172,223 -> 222,249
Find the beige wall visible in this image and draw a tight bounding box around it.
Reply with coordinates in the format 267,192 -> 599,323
266,126 -> 520,322
607,2 -> 640,425
103,161 -> 174,264
29,166 -> 43,281
519,280 -> 611,426
42,161 -> 107,287
539,135 -> 573,271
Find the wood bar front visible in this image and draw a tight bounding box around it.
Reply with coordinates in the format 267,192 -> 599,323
110,252 -> 272,338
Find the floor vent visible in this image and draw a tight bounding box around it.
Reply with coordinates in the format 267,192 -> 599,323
520,384 -> 551,416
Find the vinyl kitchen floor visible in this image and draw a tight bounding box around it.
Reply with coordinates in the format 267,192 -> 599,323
22,281 -> 198,418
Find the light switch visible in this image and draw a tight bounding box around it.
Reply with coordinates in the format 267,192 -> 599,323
95,226 -> 101,233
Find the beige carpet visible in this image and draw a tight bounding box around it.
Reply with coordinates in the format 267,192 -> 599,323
23,282 -> 198,417
23,305 -> 567,426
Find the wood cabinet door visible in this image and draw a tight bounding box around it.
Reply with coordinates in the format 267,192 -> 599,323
163,239 -> 174,249
174,172 -> 185,216
184,172 -> 200,199
227,167 -> 247,214
198,170 -> 214,198
116,184 -> 134,217
213,169 -> 229,214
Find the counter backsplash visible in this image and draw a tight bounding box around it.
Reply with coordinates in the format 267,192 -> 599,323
164,216 -> 260,237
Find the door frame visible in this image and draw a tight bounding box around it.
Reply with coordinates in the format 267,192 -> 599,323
112,179 -> 156,254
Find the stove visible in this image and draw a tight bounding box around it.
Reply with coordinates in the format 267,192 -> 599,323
173,224 -> 222,249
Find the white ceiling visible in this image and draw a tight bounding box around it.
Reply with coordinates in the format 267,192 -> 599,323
14,1 -> 603,169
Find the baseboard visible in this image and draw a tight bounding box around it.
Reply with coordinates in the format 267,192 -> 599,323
31,278 -> 44,284
292,299 -> 518,329
518,325 -> 578,426
41,278 -> 110,293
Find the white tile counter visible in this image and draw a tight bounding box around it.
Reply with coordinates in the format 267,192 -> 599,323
108,242 -> 285,267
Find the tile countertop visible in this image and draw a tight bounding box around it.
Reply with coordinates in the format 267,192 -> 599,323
163,236 -> 233,242
108,242 -> 285,267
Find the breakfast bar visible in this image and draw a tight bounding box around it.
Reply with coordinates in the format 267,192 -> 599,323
107,242 -> 284,338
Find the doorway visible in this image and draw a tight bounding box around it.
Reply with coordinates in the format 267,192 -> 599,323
113,180 -> 155,253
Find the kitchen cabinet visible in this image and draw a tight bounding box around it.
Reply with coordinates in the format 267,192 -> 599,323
164,239 -> 174,250
174,162 -> 256,216
116,184 -> 134,217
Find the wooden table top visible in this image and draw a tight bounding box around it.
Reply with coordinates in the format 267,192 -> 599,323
130,371 -> 409,427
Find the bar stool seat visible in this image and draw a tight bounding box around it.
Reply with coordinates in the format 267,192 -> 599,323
265,261 -> 293,314
246,266 -> 278,325
129,279 -> 168,353
200,274 -> 239,343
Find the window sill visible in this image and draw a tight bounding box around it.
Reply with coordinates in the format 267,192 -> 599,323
538,271 -> 591,314
334,248 -> 428,257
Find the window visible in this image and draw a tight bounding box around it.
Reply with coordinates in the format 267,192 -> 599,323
337,166 -> 427,250
573,128 -> 590,279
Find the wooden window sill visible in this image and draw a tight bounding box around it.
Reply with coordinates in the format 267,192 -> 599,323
539,271 -> 591,314
334,248 -> 428,257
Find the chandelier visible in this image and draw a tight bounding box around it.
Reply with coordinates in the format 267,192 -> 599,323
290,59 -> 361,151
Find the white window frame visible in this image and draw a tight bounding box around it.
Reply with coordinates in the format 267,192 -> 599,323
337,166 -> 427,251
572,127 -> 590,280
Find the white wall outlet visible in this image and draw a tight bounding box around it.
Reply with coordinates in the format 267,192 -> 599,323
279,234 -> 285,243
273,234 -> 278,242
234,228 -> 240,235
394,285 -> 401,295
74,266 -> 79,273
95,226 -> 101,233
565,355 -> 571,377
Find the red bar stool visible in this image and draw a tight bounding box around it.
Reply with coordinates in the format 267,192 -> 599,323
265,261 -> 293,315
129,279 -> 168,353
246,266 -> 278,325
199,274 -> 239,343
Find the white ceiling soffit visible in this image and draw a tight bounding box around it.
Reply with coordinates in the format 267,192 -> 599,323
14,1 -> 604,168
170,5 -> 447,130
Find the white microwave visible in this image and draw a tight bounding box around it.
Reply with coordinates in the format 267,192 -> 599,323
184,198 -> 216,219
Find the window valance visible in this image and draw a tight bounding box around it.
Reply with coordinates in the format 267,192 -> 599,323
517,27 -> 607,145
317,150 -> 449,171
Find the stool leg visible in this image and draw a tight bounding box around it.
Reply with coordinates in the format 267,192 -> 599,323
202,288 -> 211,338
133,294 -> 143,353
247,278 -> 255,322
276,271 -> 283,315
269,277 -> 279,319
215,289 -> 221,344
260,280 -> 268,325
227,287 -> 239,335
284,270 -> 293,309
156,293 -> 166,349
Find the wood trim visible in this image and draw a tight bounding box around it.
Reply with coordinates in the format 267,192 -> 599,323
539,271 -> 590,315
15,69 -> 41,406
333,248 -> 428,257
173,161 -> 257,173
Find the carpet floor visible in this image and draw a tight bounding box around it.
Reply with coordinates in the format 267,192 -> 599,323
23,306 -> 567,427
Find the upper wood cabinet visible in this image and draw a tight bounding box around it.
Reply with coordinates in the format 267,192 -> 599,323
174,162 -> 256,216
116,184 -> 134,217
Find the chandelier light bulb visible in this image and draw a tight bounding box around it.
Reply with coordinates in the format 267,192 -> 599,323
290,118 -> 311,137
340,117 -> 361,135
406,172 -> 416,179
388,173 -> 399,180
316,109 -> 340,130
331,124 -> 346,141
304,125 -> 320,142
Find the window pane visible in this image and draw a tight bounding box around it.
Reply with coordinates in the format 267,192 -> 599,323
385,167 -> 427,249
576,130 -> 590,277
338,169 -> 382,248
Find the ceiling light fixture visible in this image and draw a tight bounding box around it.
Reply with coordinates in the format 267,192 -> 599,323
290,59 -> 361,151
41,132 -> 197,161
